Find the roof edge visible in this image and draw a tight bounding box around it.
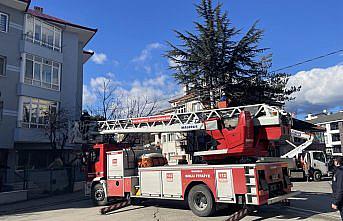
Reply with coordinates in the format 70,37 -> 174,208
83,50 -> 94,55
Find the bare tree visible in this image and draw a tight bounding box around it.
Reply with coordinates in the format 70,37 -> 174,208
87,78 -> 121,120
44,108 -> 70,164
87,78 -> 159,119
44,108 -> 79,192
123,95 -> 158,118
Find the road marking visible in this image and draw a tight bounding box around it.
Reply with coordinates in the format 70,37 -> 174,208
288,197 -> 308,200
286,206 -> 341,220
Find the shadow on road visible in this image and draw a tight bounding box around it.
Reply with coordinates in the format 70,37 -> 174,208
0,190 -> 340,221
0,192 -> 93,217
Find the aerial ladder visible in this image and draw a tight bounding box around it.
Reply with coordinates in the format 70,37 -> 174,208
282,129 -> 314,159
75,103 -> 291,161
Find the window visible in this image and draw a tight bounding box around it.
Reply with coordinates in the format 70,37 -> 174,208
24,54 -> 61,90
313,152 -> 326,163
333,145 -> 342,153
0,56 -> 5,76
191,102 -> 201,112
331,122 -> 339,130
162,133 -> 176,143
21,97 -> 58,128
25,14 -> 62,52
314,132 -> 325,143
176,105 -> 186,113
0,101 -> 3,121
17,150 -> 55,170
332,133 -> 341,142
0,12 -> 9,33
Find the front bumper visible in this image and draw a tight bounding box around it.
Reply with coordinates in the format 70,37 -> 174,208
267,191 -> 301,205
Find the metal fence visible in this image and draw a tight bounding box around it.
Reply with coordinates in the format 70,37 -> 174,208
1,166 -> 84,199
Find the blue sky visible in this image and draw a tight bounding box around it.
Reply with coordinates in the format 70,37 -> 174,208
30,0 -> 343,116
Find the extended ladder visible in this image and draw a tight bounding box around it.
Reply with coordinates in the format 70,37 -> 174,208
282,129 -> 314,158
96,104 -> 289,134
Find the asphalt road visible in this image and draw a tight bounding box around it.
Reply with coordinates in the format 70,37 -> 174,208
0,181 -> 341,221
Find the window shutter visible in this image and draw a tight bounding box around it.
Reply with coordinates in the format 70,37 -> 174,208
0,57 -> 5,76
0,13 -> 8,32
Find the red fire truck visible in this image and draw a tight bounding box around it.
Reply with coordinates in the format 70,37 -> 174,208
80,104 -> 298,217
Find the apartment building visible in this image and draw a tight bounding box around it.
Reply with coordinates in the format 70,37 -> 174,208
0,0 -> 96,180
306,111 -> 343,154
158,90 -> 205,164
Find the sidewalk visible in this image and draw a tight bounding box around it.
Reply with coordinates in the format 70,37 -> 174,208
0,191 -> 88,216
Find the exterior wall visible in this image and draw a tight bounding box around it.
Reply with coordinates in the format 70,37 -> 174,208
160,98 -> 204,164
15,19 -> 84,143
0,2 -> 91,179
60,31 -> 83,121
0,3 -> 24,149
339,122 -> 343,149
317,121 -> 343,154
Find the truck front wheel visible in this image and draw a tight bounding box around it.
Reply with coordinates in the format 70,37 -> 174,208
91,183 -> 108,206
313,170 -> 322,181
188,184 -> 215,217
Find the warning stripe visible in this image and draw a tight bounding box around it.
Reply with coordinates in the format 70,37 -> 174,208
224,207 -> 249,221
100,200 -> 131,215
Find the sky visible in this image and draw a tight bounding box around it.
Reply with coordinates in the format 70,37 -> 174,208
29,0 -> 343,118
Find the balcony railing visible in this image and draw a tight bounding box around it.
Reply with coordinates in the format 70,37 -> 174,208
24,77 -> 60,91
23,34 -> 61,52
19,120 -> 47,129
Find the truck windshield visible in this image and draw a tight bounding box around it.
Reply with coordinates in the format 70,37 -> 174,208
313,152 -> 325,163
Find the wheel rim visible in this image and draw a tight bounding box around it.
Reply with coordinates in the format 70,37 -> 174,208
95,189 -> 105,201
315,173 -> 321,180
193,191 -> 208,211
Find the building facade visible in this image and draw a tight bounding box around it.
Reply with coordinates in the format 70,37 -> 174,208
158,90 -> 205,164
0,0 -> 96,183
306,111 -> 343,154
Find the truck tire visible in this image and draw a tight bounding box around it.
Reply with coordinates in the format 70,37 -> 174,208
313,171 -> 322,181
188,184 -> 215,217
91,183 -> 108,206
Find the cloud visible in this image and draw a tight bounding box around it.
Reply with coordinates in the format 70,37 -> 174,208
91,52 -> 108,64
83,74 -> 181,114
83,85 -> 96,105
143,75 -> 167,87
112,60 -> 120,66
286,65 -> 343,114
132,42 -> 163,63
168,55 -> 184,68
89,76 -> 121,92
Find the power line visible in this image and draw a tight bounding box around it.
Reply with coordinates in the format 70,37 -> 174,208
272,48 -> 343,72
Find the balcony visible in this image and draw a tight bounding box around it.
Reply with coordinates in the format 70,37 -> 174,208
17,83 -> 60,102
24,34 -> 61,53
20,38 -> 63,64
14,124 -> 49,143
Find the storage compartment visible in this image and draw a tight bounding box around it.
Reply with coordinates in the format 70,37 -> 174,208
140,170 -> 162,196
215,169 -> 235,201
107,150 -> 136,178
162,171 -> 182,198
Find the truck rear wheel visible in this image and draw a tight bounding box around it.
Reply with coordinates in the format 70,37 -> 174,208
188,184 -> 215,217
91,183 -> 108,206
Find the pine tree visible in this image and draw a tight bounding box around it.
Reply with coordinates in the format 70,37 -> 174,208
166,0 -> 299,108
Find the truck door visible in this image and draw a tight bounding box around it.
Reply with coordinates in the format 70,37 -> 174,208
311,151 -> 328,175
